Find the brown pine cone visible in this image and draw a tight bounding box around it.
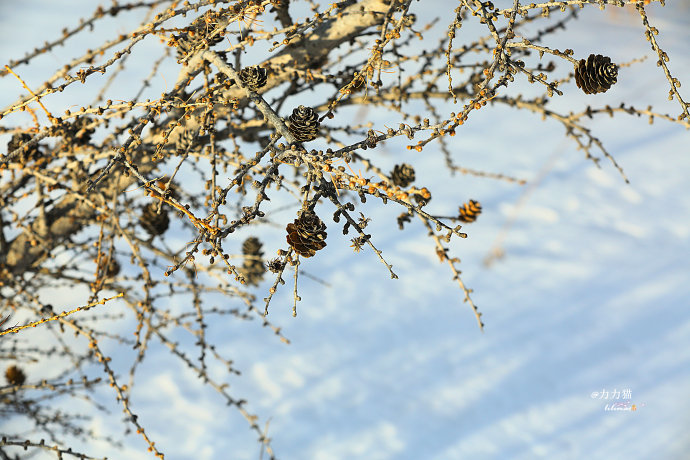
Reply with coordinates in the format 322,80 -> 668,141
172,12 -> 225,61
140,202 -> 170,236
242,237 -> 263,256
574,54 -> 618,95
240,237 -> 266,286
287,106 -> 320,142
458,199 -> 482,223
238,66 -> 268,91
286,211 -> 327,257
5,365 -> 26,386
106,259 -> 120,278
390,163 -> 416,188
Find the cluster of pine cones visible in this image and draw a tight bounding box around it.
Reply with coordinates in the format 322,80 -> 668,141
239,237 -> 266,286
286,211 -> 327,257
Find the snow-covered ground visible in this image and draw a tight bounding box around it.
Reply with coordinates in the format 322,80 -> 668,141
1,2 -> 688,459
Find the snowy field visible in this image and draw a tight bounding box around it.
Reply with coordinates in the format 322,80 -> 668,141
1,1 -> 689,459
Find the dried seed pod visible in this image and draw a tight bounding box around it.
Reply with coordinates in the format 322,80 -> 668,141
458,199 -> 482,223
5,365 -> 26,386
267,257 -> 285,273
287,105 -> 320,142
140,202 -> 170,236
390,163 -> 416,188
286,210 -> 327,257
238,65 -> 268,91
574,54 -> 618,95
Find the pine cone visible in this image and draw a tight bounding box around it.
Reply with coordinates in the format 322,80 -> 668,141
238,66 -> 268,91
172,30 -> 224,62
240,237 -> 266,286
140,202 -> 170,236
287,106 -> 320,142
5,365 -> 26,386
105,259 -> 120,278
242,237 -> 263,256
286,211 -> 327,257
171,11 -> 226,61
390,163 -> 416,187
574,54 -> 618,95
458,199 -> 482,223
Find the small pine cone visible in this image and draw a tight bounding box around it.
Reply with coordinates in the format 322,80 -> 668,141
105,259 -> 120,278
458,199 -> 482,223
286,211 -> 327,258
5,365 -> 26,386
140,202 -> 170,236
173,20 -> 224,62
238,66 -> 268,91
240,237 -> 265,286
7,133 -> 40,163
242,237 -> 264,256
390,163 -> 416,188
287,105 -> 320,142
574,54 -> 618,95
